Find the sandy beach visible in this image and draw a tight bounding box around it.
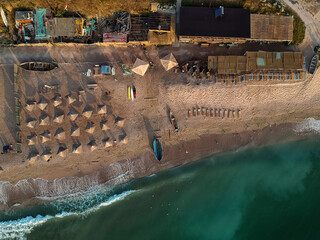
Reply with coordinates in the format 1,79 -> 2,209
0,44 -> 320,209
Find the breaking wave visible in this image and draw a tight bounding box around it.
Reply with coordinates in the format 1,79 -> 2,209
295,118 -> 320,133
0,190 -> 134,240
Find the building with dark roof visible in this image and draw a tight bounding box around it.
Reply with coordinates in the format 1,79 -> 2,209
179,7 -> 293,44
179,7 -> 251,43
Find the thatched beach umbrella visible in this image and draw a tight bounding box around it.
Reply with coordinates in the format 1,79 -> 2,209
37,98 -> 48,111
68,108 -> 79,121
132,58 -> 149,76
40,131 -> 51,143
52,95 -> 63,107
85,122 -> 95,134
66,94 -> 76,104
72,144 -> 83,154
119,135 -> 128,144
55,128 -> 66,140
88,140 -> 98,152
26,119 -> 37,128
41,150 -> 52,161
82,107 -> 93,119
115,117 -> 125,128
27,152 -> 38,164
57,146 -> 68,158
27,134 -> 36,145
97,105 -> 107,115
104,139 -> 113,148
101,120 -> 110,131
53,113 -> 64,124
160,53 -> 178,71
71,126 -> 80,137
39,115 -> 50,126
25,101 -> 35,112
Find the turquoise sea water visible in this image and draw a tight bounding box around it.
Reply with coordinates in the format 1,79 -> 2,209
1,137 -> 320,240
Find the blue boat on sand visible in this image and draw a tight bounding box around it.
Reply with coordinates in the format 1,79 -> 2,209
153,139 -> 163,161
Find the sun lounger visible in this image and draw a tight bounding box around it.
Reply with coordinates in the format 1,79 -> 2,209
210,108 -> 214,117
193,107 -> 196,116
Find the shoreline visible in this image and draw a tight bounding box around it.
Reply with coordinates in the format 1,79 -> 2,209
0,121 -> 307,210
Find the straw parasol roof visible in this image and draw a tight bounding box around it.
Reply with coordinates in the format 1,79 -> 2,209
82,107 -> 93,119
66,94 -> 76,104
97,105 -> 107,114
57,146 -> 68,158
85,122 -> 95,134
104,139 -> 113,148
27,152 -> 38,164
53,113 -> 64,124
40,131 -> 51,143
115,117 -> 125,128
25,101 -> 35,112
52,95 -> 63,107
26,119 -> 37,128
119,135 -> 128,144
72,144 -> 83,154
39,115 -> 50,126
41,150 -> 52,161
160,53 -> 178,71
71,126 -> 80,137
88,140 -> 98,152
27,134 -> 36,145
37,98 -> 48,111
68,108 -> 79,121
55,128 -> 66,140
101,120 -> 110,131
132,58 -> 149,76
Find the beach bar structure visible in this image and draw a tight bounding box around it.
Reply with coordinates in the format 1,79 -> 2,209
208,51 -> 305,84
179,7 -> 293,44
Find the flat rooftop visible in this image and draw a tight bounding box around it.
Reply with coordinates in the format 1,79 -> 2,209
179,7 -> 251,38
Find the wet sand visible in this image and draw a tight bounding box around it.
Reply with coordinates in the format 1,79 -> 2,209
0,122 -> 303,210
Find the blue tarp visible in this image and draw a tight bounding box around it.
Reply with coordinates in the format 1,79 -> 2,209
101,65 -> 111,74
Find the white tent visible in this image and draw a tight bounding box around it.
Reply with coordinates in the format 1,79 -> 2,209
88,140 -> 98,152
115,118 -> 125,128
160,53 -> 178,71
55,128 -> 66,140
132,58 -> 149,76
85,123 -> 95,134
27,135 -> 36,145
68,108 -> 79,121
37,98 -> 48,111
72,144 -> 83,154
27,152 -> 38,163
83,108 -> 93,119
25,101 -> 35,112
26,119 -> 37,128
71,126 -> 80,137
53,113 -> 64,123
66,94 -> 76,104
57,146 -> 68,157
97,105 -> 107,114
52,95 -> 63,107
39,115 -> 50,126
101,121 -> 110,131
40,131 -> 51,143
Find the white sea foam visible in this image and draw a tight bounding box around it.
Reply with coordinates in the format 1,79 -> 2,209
295,118 -> 320,133
0,190 -> 134,240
